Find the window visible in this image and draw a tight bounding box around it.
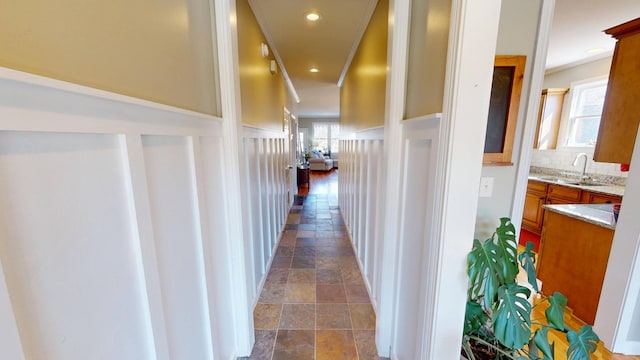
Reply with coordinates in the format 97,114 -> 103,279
565,78 -> 608,147
312,122 -> 340,154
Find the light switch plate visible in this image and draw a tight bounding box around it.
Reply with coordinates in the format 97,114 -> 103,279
479,177 -> 494,197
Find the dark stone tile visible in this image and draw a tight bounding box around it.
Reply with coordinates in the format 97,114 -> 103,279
259,283 -> 286,304
254,303 -> 281,329
316,303 -> 351,329
295,237 -> 316,247
285,224 -> 299,230
316,246 -> 339,257
345,284 -> 370,303
316,269 -> 342,284
297,223 -> 316,231
276,246 -> 294,257
336,246 -> 355,256
295,230 -> 316,238
271,256 -> 292,269
242,330 -> 276,360
316,230 -> 335,238
266,268 -> 290,284
279,304 -> 315,329
316,284 -> 347,303
288,269 -> 316,284
353,330 -> 380,360
350,303 -> 376,330
273,330 -> 315,360
290,208 -> 302,214
316,256 -> 340,269
294,246 -> 316,257
291,256 -> 315,269
316,330 -> 357,360
284,283 -> 316,303
341,268 -> 365,285
315,238 -> 336,247
338,256 -> 359,269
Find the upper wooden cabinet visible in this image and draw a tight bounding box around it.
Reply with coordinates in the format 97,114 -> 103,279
594,18 -> 640,164
534,88 -> 568,149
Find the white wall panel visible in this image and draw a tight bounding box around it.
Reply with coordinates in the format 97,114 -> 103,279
0,68 -> 250,360
0,131 -> 153,360
241,127 -> 290,305
198,135 -> 239,358
338,127 -> 385,314
142,135 -> 213,359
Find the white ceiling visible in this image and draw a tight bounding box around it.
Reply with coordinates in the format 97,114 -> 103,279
250,0 -> 640,117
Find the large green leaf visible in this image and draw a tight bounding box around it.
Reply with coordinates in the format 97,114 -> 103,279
464,301 -> 489,335
545,292 -> 567,332
467,238 -> 502,307
492,283 -> 532,349
495,218 -> 519,283
533,327 -> 555,360
518,241 -> 539,292
567,325 -> 599,360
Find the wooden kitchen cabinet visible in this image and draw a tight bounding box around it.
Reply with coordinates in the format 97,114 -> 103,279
534,88 -> 568,150
594,18 -> 640,164
581,191 -> 622,204
522,180 -> 547,234
537,210 -> 615,324
522,179 -> 622,234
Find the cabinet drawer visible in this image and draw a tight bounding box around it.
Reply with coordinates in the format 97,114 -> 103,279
527,180 -> 548,194
547,184 -> 582,202
583,191 -> 622,204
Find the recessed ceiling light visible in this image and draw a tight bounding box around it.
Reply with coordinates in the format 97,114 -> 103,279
309,68 -> 319,73
586,47 -> 605,54
306,12 -> 320,21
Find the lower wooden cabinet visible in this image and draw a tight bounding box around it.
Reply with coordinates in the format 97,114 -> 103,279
522,180 -> 547,234
537,210 -> 614,325
522,179 -> 622,235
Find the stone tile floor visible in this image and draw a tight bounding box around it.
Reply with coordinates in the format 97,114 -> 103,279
240,193 -> 388,359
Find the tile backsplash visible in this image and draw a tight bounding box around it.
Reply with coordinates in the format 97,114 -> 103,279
530,149 -> 628,180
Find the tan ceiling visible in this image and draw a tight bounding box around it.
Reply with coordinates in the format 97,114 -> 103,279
249,0 -> 640,117
249,0 -> 377,117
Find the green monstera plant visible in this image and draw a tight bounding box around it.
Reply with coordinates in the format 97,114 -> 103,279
462,218 -> 600,360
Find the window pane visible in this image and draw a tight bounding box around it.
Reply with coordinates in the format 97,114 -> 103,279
567,116 -> 601,146
331,139 -> 339,153
575,85 -> 606,117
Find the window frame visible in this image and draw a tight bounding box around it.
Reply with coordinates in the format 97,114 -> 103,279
312,122 -> 340,154
558,76 -> 608,149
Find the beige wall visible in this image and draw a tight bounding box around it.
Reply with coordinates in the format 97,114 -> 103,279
0,0 -> 220,116
475,0 -> 542,239
404,0 -> 451,119
543,56 -> 612,88
236,0 -> 288,131
340,0 -> 388,134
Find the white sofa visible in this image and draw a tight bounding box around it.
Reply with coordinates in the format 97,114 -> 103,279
308,151 -> 334,171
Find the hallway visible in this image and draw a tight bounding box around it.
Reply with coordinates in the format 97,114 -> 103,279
242,170 -> 387,359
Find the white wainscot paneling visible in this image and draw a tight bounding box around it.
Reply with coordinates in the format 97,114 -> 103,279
392,116 -> 441,359
0,131 -> 154,360
338,127 -> 385,311
198,135 -> 239,358
142,135 -> 213,359
241,127 -> 290,305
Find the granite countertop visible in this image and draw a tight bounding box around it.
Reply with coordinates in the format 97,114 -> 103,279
543,203 -> 617,230
528,173 -> 625,197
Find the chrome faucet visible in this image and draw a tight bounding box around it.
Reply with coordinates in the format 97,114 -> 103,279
573,152 -> 589,180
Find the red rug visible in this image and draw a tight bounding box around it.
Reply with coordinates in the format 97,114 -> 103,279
519,229 -> 540,253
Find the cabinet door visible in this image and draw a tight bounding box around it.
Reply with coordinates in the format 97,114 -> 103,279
594,19 -> 640,164
522,191 -> 546,234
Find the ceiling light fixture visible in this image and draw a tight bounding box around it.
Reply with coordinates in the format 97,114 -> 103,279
306,12 -> 320,21
309,68 -> 319,73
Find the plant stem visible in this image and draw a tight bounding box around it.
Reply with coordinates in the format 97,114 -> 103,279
467,335 -> 517,359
